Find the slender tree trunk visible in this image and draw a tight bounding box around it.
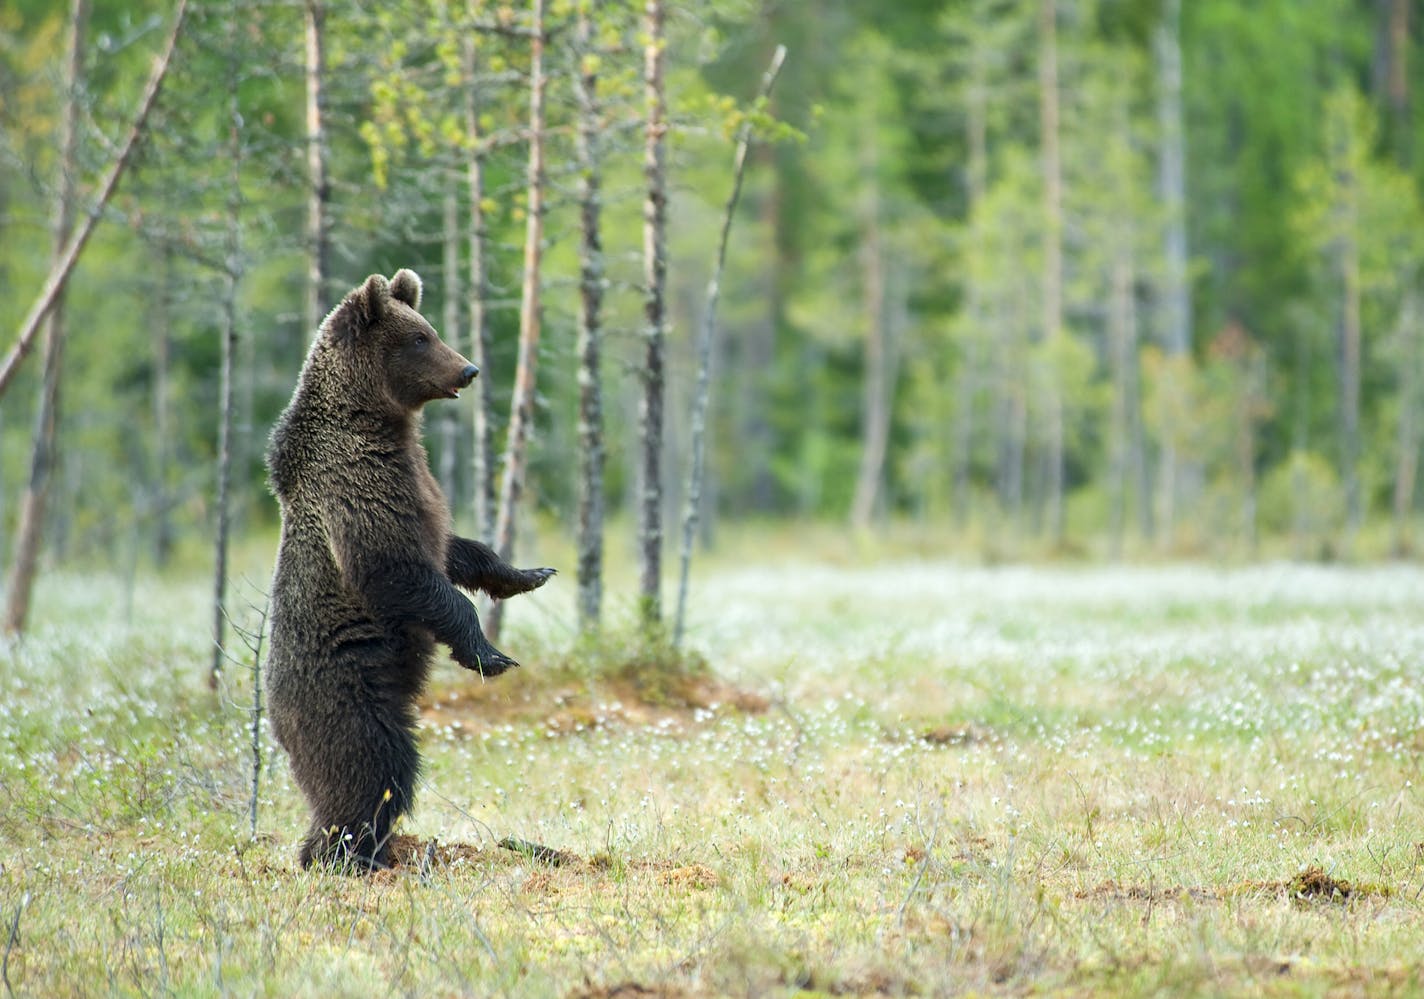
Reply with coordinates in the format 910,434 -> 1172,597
744,153 -> 781,514
1340,199 -> 1362,543
1290,310 -> 1313,558
488,0 -> 546,641
153,246 -> 174,567
0,0 -> 188,401
574,4 -> 606,634
952,50 -> 990,527
4,0 -> 86,635
303,0 -> 330,334
851,124 -> 890,531
1392,294 -> 1420,553
1375,0 -> 1411,163
438,182 -> 461,504
638,0 -> 668,630
1107,252 -> 1131,558
1125,257 -> 1151,541
462,20 -> 495,541
1239,351 -> 1262,553
1155,0 -> 1189,548
675,46 -> 785,647
998,309 -> 1028,528
1038,0 -> 1065,544
211,5 -> 244,688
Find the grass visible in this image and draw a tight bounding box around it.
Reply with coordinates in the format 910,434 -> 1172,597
4,550 -> 1424,996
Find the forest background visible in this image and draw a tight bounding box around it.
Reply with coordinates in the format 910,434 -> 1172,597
2,0 -> 1422,641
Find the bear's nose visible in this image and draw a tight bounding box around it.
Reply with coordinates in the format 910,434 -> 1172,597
459,364 -> 479,386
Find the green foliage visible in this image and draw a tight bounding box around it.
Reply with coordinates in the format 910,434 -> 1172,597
6,0 -> 1424,574
1259,449 -> 1346,544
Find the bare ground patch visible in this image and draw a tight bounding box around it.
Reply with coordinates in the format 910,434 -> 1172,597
420,671 -> 768,737
385,834 -> 721,891
1074,865 -> 1392,907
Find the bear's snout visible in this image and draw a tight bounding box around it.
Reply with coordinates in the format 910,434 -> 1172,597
459,364 -> 479,387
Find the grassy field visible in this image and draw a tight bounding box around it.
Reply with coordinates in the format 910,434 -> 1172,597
4,549 -> 1424,996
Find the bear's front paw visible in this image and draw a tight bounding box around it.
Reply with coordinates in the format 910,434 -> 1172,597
522,567 -> 557,591
455,640 -> 519,677
484,566 -> 557,600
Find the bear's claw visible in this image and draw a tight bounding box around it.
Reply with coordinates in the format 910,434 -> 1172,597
525,567 -> 556,589
458,644 -> 519,676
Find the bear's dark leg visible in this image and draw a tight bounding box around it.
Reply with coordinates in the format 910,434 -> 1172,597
288,686 -> 421,874
445,536 -> 556,600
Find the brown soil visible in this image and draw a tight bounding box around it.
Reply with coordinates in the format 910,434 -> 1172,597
420,671 -> 768,737
567,984 -> 686,999
1075,865 -> 1390,906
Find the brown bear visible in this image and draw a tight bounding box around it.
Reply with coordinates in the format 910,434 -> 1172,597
264,269 -> 554,871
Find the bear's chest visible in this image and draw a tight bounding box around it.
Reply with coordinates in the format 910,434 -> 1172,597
402,445 -> 452,562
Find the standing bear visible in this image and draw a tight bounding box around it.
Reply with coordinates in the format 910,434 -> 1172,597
265,269 -> 554,871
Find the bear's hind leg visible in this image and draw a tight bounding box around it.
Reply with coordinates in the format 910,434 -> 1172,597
294,702 -> 421,874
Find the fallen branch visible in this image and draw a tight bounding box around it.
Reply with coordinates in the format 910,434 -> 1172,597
0,0 -> 190,400
497,836 -> 578,867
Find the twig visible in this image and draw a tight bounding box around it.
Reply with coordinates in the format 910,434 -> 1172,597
247,597 -> 269,841
0,0 -> 190,400
497,837 -> 578,867
896,806 -> 941,926
673,44 -> 787,647
2,895 -> 26,999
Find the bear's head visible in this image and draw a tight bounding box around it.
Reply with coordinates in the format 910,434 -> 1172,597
320,269 -> 478,412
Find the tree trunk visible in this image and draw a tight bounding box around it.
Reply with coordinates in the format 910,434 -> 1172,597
1125,256 -> 1151,541
952,42 -> 990,527
488,0 -> 546,642
153,246 -> 174,568
638,0 -> 668,630
462,15 -> 495,541
1107,253 -> 1131,558
574,4 -> 606,634
675,45 -> 786,647
438,182 -> 461,504
1038,0 -> 1065,544
1239,350 -> 1262,553
995,295 -> 1027,528
4,0 -> 86,635
850,125 -> 890,531
211,5 -> 245,689
1340,200 -> 1362,544
303,0 -> 330,335
0,0 -> 189,402
1374,0 -> 1411,163
1392,294 -> 1420,553
1155,0 -> 1189,547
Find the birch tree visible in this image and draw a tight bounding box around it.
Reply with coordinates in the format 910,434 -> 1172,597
1153,0 -> 1188,545
211,0 -> 246,688
1037,0 -> 1065,543
489,0 -> 547,641
4,0 -> 86,635
637,0 -> 668,629
573,0 -> 606,633
302,0 -> 331,334
0,0 -> 190,401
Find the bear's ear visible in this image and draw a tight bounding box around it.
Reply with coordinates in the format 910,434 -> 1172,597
323,274 -> 390,343
390,269 -> 422,311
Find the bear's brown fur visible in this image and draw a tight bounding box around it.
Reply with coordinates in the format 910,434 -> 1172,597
264,269 -> 553,871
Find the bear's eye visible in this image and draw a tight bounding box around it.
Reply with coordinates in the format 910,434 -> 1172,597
413,333 -> 428,347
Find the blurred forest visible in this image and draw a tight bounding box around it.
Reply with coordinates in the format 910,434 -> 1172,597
2,0 -> 1423,631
